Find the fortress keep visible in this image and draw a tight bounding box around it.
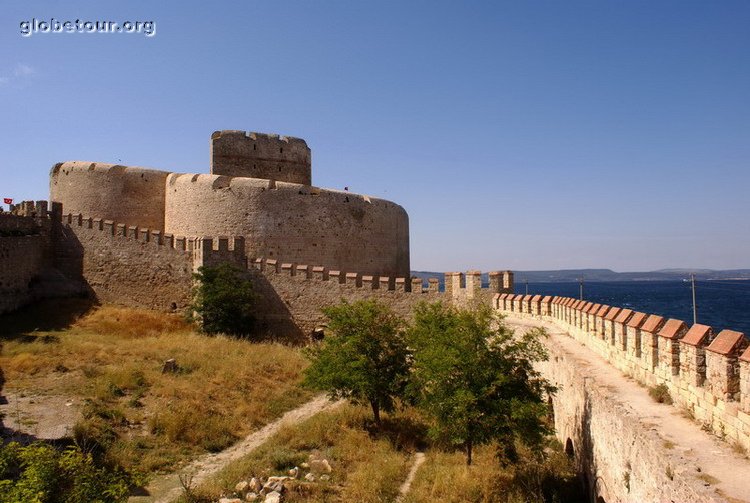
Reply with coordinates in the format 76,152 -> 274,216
50,130 -> 410,278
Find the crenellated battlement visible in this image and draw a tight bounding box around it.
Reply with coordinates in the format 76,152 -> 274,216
210,129 -> 311,184
8,199 -> 50,218
496,294 -> 750,452
60,211 -> 245,272
250,256 -> 512,297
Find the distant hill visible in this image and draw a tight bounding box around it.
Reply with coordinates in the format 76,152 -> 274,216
411,268 -> 750,286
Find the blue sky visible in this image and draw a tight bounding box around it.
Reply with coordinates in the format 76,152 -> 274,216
1,1 -> 748,272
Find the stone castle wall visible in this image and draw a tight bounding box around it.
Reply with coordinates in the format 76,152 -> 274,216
0,204 -> 52,314
496,293 -> 750,453
50,162 -> 171,230
210,130 -> 311,185
163,173 -> 410,277
1,200 -> 510,336
247,261 -> 512,338
58,213 -> 195,310
539,334 -> 721,503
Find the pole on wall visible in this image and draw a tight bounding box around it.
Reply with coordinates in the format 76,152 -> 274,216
579,276 -> 584,300
691,273 -> 698,325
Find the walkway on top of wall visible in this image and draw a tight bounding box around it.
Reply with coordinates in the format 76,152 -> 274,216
504,313 -> 750,503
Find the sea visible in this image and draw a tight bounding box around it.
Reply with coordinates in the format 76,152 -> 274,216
513,280 -> 750,336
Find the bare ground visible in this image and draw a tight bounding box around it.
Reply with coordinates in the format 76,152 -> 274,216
0,389 -> 81,441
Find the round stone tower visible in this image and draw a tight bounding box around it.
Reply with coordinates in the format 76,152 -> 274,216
210,130 -> 311,185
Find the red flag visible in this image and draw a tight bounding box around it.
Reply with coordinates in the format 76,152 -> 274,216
3,198 -> 11,204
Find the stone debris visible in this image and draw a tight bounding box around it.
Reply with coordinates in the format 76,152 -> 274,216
224,457 -> 334,503
309,458 -> 332,473
162,358 -> 178,374
264,491 -> 282,503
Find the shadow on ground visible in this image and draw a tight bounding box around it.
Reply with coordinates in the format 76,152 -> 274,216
0,297 -> 96,341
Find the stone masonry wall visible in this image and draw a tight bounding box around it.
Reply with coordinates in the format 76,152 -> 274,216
539,338 -> 721,503
50,162 -> 170,230
0,233 -> 47,314
248,258 -> 513,339
163,173 -> 410,278
58,213 -> 196,310
0,203 -> 54,314
210,130 -> 312,185
497,293 -> 750,454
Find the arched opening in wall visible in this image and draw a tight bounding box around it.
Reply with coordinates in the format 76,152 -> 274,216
596,497 -> 607,503
565,438 -> 575,460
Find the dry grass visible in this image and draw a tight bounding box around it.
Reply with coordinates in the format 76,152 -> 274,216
189,405 -> 583,503
190,404 -> 417,502
74,306 -> 190,338
402,441 -> 582,503
0,303 -> 313,476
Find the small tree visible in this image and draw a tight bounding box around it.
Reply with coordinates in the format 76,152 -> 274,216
407,302 -> 554,465
303,299 -> 410,426
189,262 -> 256,336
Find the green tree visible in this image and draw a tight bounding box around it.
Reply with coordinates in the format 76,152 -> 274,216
407,302 -> 554,465
189,262 -> 256,336
303,299 -> 410,426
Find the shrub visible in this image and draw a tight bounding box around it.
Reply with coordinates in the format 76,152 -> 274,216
188,263 -> 256,336
649,383 -> 673,404
0,442 -> 130,503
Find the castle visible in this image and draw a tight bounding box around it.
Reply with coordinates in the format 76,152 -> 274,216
2,130 -> 514,327
3,130 -> 750,502
50,130 -> 410,278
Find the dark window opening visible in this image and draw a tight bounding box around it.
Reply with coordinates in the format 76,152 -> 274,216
565,438 -> 575,460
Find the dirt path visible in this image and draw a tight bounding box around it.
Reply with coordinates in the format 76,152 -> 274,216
396,452 -> 425,501
129,394 -> 341,503
504,314 -> 750,503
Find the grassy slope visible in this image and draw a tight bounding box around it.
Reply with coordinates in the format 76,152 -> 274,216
0,301 -> 313,477
191,404 -> 418,503
192,403 -> 584,503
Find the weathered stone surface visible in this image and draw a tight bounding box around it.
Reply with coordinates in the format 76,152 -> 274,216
309,458 -> 332,473
50,161 -> 170,230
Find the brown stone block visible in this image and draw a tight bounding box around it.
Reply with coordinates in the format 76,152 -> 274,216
658,319 -> 688,340
707,330 -> 747,356
682,324 -> 713,346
